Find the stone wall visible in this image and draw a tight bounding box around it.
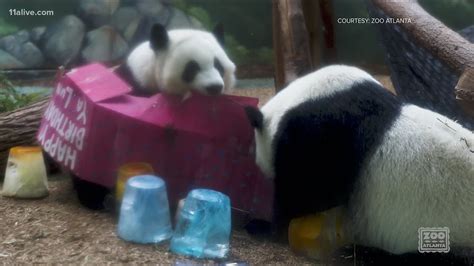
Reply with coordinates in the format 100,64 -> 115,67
0,0 -> 202,69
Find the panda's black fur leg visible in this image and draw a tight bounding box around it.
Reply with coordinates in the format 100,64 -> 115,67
243,219 -> 273,237
114,64 -> 154,96
42,150 -> 61,175
72,175 -> 110,210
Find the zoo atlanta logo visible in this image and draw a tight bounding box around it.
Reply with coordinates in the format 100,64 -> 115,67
418,227 -> 450,253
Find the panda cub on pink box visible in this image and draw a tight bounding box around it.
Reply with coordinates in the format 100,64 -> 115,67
74,24 -> 236,210
123,23 -> 236,97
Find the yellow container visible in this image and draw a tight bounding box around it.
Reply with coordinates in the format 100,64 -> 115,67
9,146 -> 43,155
2,146 -> 49,198
115,162 -> 154,202
288,206 -> 350,259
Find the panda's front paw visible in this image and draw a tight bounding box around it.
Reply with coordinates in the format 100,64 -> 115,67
72,175 -> 109,210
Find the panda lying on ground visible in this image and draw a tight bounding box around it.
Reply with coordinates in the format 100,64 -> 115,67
120,23 -> 236,96
245,65 -> 474,263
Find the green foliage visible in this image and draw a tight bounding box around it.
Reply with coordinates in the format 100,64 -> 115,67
0,18 -> 18,37
225,35 -> 250,65
0,74 -> 43,113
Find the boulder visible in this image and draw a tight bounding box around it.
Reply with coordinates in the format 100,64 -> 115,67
136,0 -> 165,17
0,49 -> 25,69
167,8 -> 201,30
111,7 -> 141,37
189,16 -> 204,30
81,26 -> 128,63
0,33 -> 44,68
16,42 -> 45,67
112,7 -> 139,32
78,0 -> 121,28
41,15 -> 85,66
14,30 -> 30,43
30,26 -> 46,44
128,14 -> 170,48
121,14 -> 143,43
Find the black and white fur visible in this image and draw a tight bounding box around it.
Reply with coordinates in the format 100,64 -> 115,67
123,23 -> 235,96
75,25 -> 235,211
245,65 -> 474,258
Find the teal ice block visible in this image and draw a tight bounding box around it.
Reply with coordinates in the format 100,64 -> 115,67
117,175 -> 172,244
170,189 -> 231,258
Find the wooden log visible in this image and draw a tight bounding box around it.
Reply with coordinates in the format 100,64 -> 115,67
302,0 -> 322,67
455,68 -> 474,117
273,0 -> 313,91
0,97 -> 51,176
317,0 -> 337,63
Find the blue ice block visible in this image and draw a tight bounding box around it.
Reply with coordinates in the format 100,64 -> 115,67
117,175 -> 172,244
170,189 -> 231,258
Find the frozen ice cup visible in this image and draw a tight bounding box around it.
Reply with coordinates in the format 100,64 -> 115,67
117,175 -> 172,244
1,146 -> 49,199
115,162 -> 154,203
170,189 -> 231,259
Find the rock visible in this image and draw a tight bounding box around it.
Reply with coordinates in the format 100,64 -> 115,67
30,27 -> 46,44
0,34 -> 44,68
0,35 -> 18,50
16,42 -> 45,67
78,0 -> 121,28
0,49 -> 25,69
111,7 -> 140,33
121,14 -> 143,43
189,16 -> 204,30
128,14 -> 170,48
167,8 -> 199,30
41,15 -> 85,66
14,30 -> 30,43
81,26 -> 128,63
136,0 -> 165,17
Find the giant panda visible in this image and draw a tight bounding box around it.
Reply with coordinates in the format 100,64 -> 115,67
74,24 -> 236,211
120,23 -> 236,96
245,65 -> 474,263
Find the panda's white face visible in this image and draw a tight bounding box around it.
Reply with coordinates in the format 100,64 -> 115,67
126,24 -> 235,96
157,31 -> 236,96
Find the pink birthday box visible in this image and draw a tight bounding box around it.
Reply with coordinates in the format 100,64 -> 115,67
37,63 -> 273,220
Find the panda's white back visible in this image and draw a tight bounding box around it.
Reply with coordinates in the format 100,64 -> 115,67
126,41 -> 157,92
351,104 -> 474,254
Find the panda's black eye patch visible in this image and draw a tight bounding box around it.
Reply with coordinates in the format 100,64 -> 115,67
182,60 -> 201,83
214,58 -> 224,77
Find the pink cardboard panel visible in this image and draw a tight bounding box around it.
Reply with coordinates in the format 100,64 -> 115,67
37,63 -> 273,220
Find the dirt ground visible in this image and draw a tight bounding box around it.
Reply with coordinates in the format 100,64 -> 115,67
0,175 -> 322,265
0,76 -> 394,265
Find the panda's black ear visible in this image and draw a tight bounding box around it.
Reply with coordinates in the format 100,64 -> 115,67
150,24 -> 169,51
244,106 -> 264,130
212,22 -> 225,47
